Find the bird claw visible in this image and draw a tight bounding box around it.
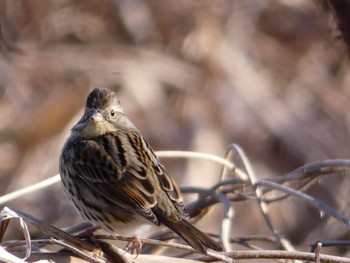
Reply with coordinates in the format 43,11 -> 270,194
124,235 -> 142,257
77,225 -> 101,247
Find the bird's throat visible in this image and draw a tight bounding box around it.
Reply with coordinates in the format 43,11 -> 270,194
75,120 -> 115,139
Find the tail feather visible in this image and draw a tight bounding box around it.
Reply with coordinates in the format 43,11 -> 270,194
161,218 -> 223,253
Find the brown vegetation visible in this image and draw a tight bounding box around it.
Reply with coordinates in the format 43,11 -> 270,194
1,0 -> 350,261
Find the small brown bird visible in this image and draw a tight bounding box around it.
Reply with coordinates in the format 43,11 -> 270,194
59,88 -> 222,254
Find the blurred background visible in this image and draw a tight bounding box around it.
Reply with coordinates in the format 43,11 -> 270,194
1,0 -> 350,257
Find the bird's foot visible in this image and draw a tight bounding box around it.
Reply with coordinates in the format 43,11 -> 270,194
77,225 -> 101,247
124,235 -> 142,257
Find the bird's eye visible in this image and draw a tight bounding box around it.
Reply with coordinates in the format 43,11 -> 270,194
110,109 -> 115,117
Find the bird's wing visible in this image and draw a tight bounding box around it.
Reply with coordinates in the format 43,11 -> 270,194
123,130 -> 188,218
70,130 -> 188,225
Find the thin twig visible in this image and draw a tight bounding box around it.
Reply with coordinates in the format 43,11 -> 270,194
48,238 -> 104,263
156,150 -> 236,171
256,180 -> 350,228
310,240 -> 350,251
196,249 -> 350,263
231,144 -> 296,252
96,235 -> 232,262
264,159 -> 350,183
315,242 -> 322,263
219,144 -> 247,181
95,234 -> 196,253
1,238 -> 103,263
0,174 -> 61,205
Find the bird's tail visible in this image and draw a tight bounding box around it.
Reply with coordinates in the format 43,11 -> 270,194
161,218 -> 223,254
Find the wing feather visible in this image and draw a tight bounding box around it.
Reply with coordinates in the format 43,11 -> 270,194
69,133 -> 157,224
69,129 -> 188,225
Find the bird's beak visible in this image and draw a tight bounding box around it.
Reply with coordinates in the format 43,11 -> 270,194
90,110 -> 104,123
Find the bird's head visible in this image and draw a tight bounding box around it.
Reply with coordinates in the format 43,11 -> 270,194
72,88 -> 132,138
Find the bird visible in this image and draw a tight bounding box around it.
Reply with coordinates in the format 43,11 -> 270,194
59,87 -> 223,254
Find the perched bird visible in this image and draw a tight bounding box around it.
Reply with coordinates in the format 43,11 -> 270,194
59,88 -> 222,254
